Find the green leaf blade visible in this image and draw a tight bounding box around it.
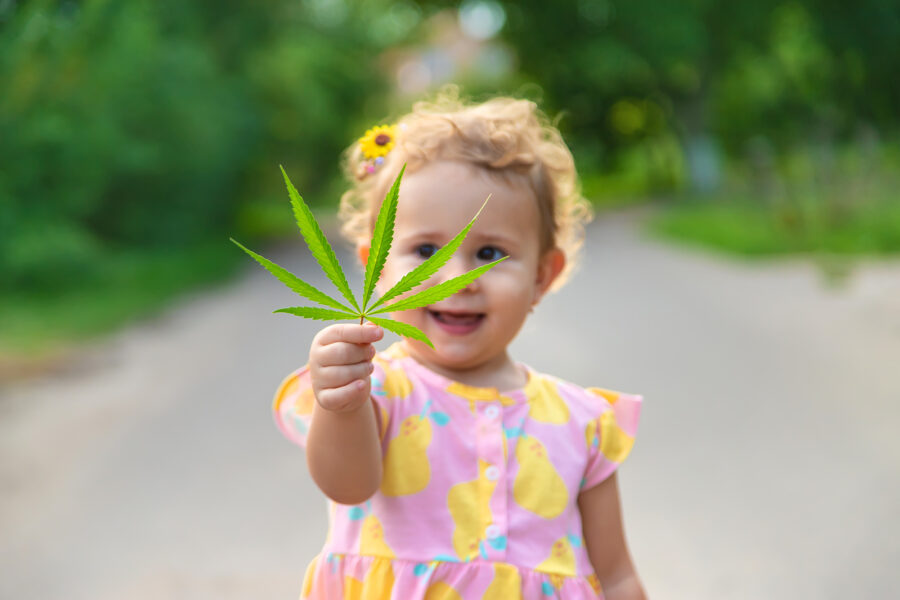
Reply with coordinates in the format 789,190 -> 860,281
363,165 -> 405,310
281,166 -> 360,312
366,316 -> 434,348
274,307 -> 360,321
369,194 -> 490,312
230,238 -> 354,313
370,256 -> 508,314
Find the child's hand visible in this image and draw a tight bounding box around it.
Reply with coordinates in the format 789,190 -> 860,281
309,323 -> 383,413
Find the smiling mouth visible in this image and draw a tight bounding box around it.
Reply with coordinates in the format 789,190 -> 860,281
428,310 -> 485,334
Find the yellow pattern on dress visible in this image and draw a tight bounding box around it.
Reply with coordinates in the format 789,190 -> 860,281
446,382 -> 516,414
447,459 -> 496,560
273,370 -> 309,415
587,387 -> 621,404
481,562 -> 522,599
295,386 -> 316,415
523,375 -> 570,424
380,414 -> 432,496
513,434 -> 568,519
343,560 -> 394,600
382,365 -> 413,399
424,581 -> 464,600
599,410 -> 634,463
535,536 -> 577,576
275,372 -> 315,416
344,575 -> 363,600
381,342 -> 408,360
301,555 -> 319,598
587,573 -> 603,596
359,514 -> 394,557
585,418 -> 598,450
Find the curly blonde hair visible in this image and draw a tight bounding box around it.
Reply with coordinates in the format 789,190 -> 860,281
339,87 -> 592,290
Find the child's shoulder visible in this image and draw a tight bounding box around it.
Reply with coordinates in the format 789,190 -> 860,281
529,369 -> 643,473
525,366 -> 643,423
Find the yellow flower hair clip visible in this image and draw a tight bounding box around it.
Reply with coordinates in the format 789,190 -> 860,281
357,124 -> 397,179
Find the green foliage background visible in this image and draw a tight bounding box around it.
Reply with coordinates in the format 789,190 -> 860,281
0,0 -> 392,293
1,0 -> 898,353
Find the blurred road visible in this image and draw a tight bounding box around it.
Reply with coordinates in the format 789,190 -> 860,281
2,211 -> 898,599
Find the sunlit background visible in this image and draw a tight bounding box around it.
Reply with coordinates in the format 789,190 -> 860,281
2,0 -> 898,358
1,1 -> 898,598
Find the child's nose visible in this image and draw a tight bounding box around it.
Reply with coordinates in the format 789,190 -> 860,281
440,255 -> 480,292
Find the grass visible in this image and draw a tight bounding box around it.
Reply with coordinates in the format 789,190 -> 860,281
650,196 -> 900,257
648,144 -> 900,261
647,183 -> 900,288
650,191 -> 900,257
0,240 -> 244,358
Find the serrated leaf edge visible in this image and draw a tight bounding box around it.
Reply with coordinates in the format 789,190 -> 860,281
366,316 -> 434,348
370,256 -> 507,314
362,165 -> 405,310
281,166 -> 360,312
368,194 -> 491,312
275,307 -> 360,321
230,238 -> 354,313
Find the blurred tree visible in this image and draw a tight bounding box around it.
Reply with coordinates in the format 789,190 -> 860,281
412,0 -> 899,194
0,0 -> 255,288
0,0 -> 396,292
3,0 -> 898,296
805,0 -> 900,129
496,0 -> 782,192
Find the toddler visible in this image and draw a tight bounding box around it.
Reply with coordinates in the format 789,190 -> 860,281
273,90 -> 645,599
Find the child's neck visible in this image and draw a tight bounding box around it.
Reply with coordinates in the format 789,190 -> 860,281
401,342 -> 528,391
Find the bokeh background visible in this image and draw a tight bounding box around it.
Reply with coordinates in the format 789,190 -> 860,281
3,0 -> 900,355
1,1 -> 898,598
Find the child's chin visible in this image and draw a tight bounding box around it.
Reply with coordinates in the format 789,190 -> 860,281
426,344 -> 487,369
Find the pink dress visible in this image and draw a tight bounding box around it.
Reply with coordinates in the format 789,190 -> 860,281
273,342 -> 642,599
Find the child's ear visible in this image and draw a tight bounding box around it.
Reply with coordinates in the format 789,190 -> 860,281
357,244 -> 370,268
533,247 -> 566,306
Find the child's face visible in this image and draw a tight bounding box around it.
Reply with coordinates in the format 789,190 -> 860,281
363,160 -> 564,375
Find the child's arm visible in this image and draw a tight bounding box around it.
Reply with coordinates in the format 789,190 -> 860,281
305,323 -> 384,504
578,473 -> 647,600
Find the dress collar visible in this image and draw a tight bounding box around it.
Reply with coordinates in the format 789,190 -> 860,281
381,342 -> 541,404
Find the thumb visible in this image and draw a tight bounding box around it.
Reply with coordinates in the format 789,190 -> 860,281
362,320 -> 384,341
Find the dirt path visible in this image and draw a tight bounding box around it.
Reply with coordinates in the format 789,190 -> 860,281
1,212 -> 898,599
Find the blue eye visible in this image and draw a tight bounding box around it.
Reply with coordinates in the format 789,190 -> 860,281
416,244 -> 438,259
476,246 -> 505,261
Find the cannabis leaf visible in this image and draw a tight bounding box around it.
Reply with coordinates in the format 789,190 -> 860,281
362,163 -> 404,309
366,193 -> 490,312
281,166 -> 360,312
231,165 -> 505,348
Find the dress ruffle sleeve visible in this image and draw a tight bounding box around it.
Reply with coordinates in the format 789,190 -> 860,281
272,361 -> 391,448
581,387 -> 643,490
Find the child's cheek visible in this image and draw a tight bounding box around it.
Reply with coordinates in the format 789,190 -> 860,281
391,309 -> 424,328
378,258 -> 406,288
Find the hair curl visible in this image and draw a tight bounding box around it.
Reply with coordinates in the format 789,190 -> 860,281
339,87 -> 592,290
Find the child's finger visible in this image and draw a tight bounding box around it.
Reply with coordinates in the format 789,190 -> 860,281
316,340 -> 376,367
316,323 -> 383,347
315,361 -> 375,390
315,377 -> 371,413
